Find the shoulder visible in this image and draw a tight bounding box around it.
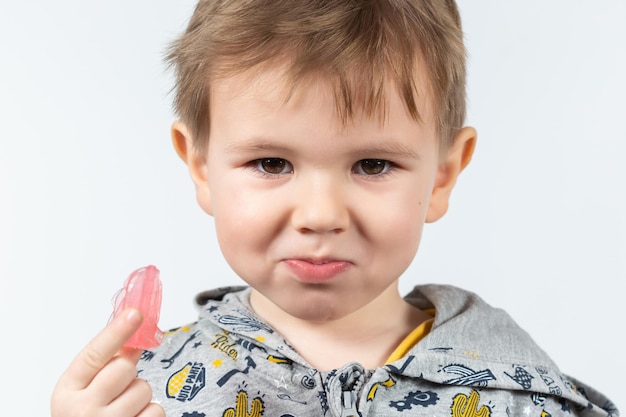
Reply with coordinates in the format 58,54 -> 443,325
405,284 -> 556,364
400,285 -> 617,415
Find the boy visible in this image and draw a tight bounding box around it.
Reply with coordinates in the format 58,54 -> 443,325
51,1 -> 617,416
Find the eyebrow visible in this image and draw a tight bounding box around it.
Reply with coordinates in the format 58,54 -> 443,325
349,141 -> 422,160
223,137 -> 422,160
223,140 -> 288,155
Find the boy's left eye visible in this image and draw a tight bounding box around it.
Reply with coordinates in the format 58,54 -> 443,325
352,159 -> 393,176
254,158 -> 293,175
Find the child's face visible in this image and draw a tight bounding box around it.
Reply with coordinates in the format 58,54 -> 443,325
176,65 -> 474,323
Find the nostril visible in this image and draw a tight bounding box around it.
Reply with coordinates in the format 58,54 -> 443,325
291,208 -> 350,234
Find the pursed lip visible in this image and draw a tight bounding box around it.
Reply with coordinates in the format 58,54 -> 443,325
282,258 -> 352,284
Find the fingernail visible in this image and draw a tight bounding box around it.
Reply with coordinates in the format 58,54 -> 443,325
126,308 -> 142,324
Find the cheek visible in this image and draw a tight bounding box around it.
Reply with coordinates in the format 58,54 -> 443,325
211,185 -> 280,265
213,192 -> 256,245
384,210 -> 425,254
213,205 -> 260,280
362,187 -> 430,259
371,185 -> 430,229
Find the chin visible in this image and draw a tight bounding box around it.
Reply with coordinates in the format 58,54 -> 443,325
251,285 -> 358,323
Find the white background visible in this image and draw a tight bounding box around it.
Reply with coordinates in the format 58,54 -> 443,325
0,1 -> 624,414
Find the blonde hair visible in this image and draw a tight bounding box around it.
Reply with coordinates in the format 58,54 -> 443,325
166,0 -> 466,152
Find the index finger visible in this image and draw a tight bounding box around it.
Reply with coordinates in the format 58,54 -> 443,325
60,308 -> 144,390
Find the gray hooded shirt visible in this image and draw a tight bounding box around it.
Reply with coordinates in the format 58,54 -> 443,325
138,284 -> 618,417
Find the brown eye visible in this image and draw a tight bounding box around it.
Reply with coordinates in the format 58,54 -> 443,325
353,159 -> 391,176
256,158 -> 292,175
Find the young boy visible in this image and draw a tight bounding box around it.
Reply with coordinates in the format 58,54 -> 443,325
51,1 -> 617,416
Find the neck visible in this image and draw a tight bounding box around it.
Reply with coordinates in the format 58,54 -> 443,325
249,286 -> 430,371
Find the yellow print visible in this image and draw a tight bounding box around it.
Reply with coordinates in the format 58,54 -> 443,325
367,377 -> 396,401
465,350 -> 480,360
164,325 -> 192,336
451,390 -> 491,417
267,355 -> 292,365
166,362 -> 206,402
223,390 -> 265,417
211,330 -> 239,361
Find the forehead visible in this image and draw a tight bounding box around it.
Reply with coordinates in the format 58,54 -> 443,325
209,57 -> 436,130
207,62 -> 439,159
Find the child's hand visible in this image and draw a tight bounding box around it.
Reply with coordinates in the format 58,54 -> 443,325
51,309 -> 165,417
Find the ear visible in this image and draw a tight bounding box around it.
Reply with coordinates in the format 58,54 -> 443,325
171,121 -> 213,216
425,126 -> 476,223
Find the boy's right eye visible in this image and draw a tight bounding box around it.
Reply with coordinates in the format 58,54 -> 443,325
253,158 -> 293,175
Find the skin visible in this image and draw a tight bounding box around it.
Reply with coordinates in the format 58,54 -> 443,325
50,62 -> 475,414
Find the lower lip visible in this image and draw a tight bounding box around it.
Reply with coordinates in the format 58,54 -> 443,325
283,259 -> 352,284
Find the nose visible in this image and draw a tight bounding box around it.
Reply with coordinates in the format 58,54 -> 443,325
290,175 -> 350,234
